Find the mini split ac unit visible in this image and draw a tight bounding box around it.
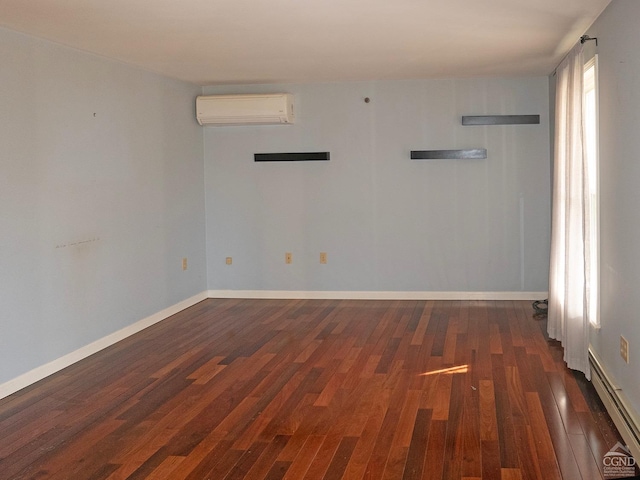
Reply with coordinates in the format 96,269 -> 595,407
196,93 -> 295,126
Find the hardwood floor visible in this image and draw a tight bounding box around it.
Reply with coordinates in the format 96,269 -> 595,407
0,299 -> 634,479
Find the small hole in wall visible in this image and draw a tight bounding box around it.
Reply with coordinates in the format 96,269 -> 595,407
364,97 -> 370,103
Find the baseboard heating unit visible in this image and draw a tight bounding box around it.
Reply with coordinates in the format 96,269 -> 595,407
589,350 -> 640,463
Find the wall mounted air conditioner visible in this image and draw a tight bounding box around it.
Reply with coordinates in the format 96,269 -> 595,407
196,93 -> 295,126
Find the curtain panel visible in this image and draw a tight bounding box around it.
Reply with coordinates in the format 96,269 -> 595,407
548,42 -> 592,378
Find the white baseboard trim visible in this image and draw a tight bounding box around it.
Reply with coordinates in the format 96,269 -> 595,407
0,291 -> 209,400
207,290 -> 547,301
589,350 -> 640,464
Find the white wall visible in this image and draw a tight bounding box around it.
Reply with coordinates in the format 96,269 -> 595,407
203,78 -> 551,294
585,0 -> 640,420
0,27 -> 207,385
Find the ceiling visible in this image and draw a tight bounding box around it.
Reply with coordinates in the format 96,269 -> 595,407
0,0 -> 611,86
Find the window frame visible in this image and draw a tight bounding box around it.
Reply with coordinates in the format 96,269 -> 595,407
583,54 -> 600,328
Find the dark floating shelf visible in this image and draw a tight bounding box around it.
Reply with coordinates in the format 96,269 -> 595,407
462,115 -> 540,126
254,152 -> 330,162
411,149 -> 487,160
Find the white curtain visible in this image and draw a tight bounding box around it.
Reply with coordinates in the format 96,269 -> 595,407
548,42 -> 592,378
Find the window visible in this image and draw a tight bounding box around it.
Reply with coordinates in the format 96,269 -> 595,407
584,55 -> 600,327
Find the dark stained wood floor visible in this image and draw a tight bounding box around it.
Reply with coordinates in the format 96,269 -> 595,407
0,299 -> 634,479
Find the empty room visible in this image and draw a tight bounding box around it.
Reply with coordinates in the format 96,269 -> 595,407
1,0 -> 640,478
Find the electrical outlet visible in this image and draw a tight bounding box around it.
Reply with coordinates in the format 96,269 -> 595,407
182,258 -> 188,271
285,252 -> 292,264
320,252 -> 327,264
226,257 -> 232,265
621,336 -> 630,363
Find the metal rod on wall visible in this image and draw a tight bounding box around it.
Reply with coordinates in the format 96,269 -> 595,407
580,35 -> 598,46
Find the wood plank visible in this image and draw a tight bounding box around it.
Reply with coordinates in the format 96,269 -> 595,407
281,435 -> 325,480
0,298 -> 630,480
481,440 -> 502,480
430,372 -> 453,421
323,436 -> 359,479
341,386 -> 390,479
505,365 -> 528,425
423,420 -> 447,480
525,392 -> 563,479
567,433 -> 605,480
302,433 -> 342,479
401,408 -> 431,480
479,379 -> 498,441
264,460 -> 291,480
410,301 -> 433,346
461,391 -> 482,478
501,468 -> 523,480
491,354 -> 520,468
546,372 -> 584,435
442,373 -> 466,479
241,435 -> 290,479
513,424 -> 544,480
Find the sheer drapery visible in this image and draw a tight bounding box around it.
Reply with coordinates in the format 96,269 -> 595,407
548,42 -> 591,378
